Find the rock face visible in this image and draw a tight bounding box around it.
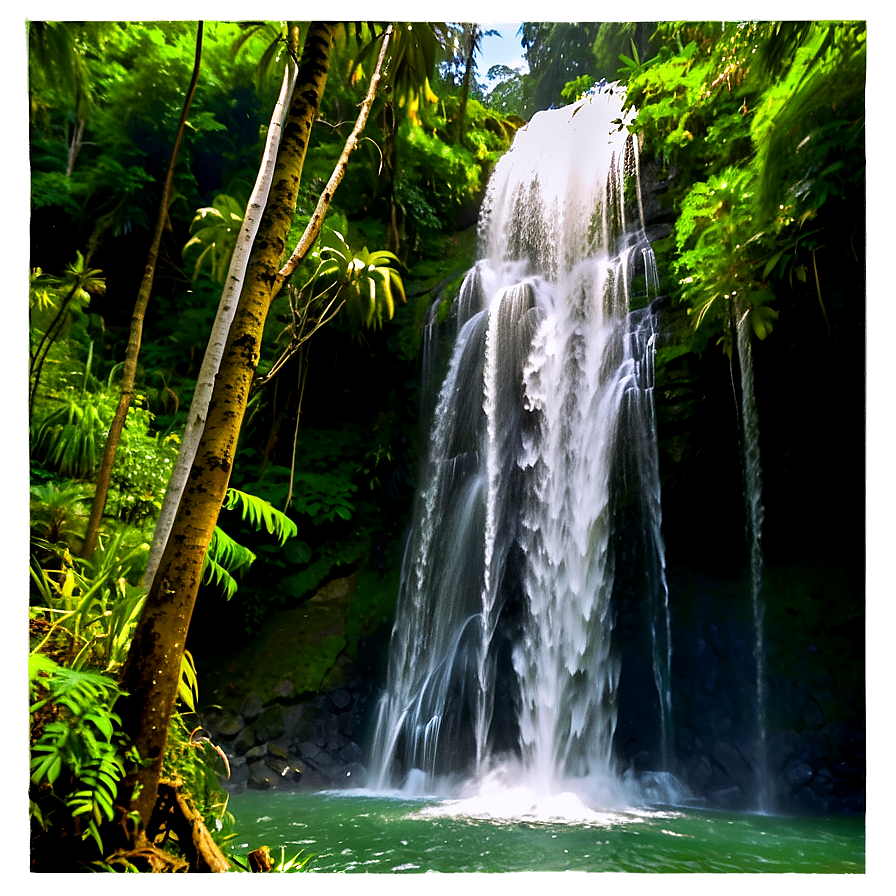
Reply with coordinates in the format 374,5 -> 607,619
200,676 -> 375,794
614,561 -> 865,815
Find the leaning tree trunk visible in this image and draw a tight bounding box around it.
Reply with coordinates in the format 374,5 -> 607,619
117,22 -> 338,835
144,49 -> 299,590
79,22 -> 204,560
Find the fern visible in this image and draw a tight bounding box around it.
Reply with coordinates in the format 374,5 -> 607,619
223,488 -> 298,545
29,655 -> 127,854
201,526 -> 256,600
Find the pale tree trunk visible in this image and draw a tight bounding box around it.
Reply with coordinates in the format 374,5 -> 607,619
117,22 -> 339,835
79,22 -> 204,560
144,49 -> 299,589
66,117 -> 86,177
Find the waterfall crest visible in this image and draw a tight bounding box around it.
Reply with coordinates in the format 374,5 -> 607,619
370,91 -> 671,800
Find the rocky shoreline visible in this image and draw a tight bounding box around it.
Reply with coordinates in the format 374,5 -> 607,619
201,677 -> 375,794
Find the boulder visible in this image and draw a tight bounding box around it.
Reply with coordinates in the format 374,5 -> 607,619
241,693 -> 264,722
248,761 -> 280,790
250,705 -> 286,743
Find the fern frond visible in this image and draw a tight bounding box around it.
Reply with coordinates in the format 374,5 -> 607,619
200,545 -> 239,601
208,525 -> 256,572
223,488 -> 298,545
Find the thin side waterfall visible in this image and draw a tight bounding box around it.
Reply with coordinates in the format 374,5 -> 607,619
736,311 -> 771,813
369,91 -> 672,802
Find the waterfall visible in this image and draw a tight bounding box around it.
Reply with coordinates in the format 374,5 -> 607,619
736,312 -> 771,813
369,90 -> 672,798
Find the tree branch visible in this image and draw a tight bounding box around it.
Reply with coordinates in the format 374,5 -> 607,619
273,24 -> 393,293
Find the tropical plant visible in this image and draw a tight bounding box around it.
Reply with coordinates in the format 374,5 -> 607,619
145,50 -> 299,589
80,22 -> 204,560
29,252 -> 105,414
30,527 -> 148,673
182,192 -> 249,282
201,488 -> 301,600
29,654 -> 131,857
307,229 -> 405,331
624,20 -> 865,353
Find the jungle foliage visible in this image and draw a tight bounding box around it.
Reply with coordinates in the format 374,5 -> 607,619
28,19 -> 865,871
28,19 -> 519,870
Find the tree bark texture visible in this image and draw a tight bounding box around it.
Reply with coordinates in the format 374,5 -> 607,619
80,22 -> 204,560
145,48 -> 299,590
118,22 -> 337,832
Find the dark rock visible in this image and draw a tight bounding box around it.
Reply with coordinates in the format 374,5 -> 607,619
799,698 -> 825,729
252,705 -> 286,743
784,759 -> 813,788
711,741 -> 752,789
326,733 -> 350,754
232,727 -> 255,757
685,756 -> 713,794
205,711 -> 244,739
264,756 -> 291,777
282,704 -> 307,741
241,693 -> 264,722
305,750 -> 342,777
315,713 -> 339,746
794,784 -> 830,814
275,678 -> 295,698
343,762 -> 367,786
269,741 -> 289,760
708,785 -> 747,811
330,689 -> 352,711
248,760 -> 279,789
676,727 -> 695,756
298,741 -> 323,761
245,744 -> 268,761
338,741 -> 363,765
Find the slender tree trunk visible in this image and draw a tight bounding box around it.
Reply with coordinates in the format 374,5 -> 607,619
145,48 -> 298,589
382,101 -> 400,255
456,25 -> 478,141
29,283 -> 80,416
79,23 -> 204,560
117,22 -> 338,834
276,26 -> 392,286
66,117 -> 86,176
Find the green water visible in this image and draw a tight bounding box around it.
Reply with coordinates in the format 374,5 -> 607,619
227,789 -> 864,873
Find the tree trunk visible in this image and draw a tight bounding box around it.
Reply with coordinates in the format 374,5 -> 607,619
29,282 -> 80,416
144,48 -> 298,589
80,22 -> 204,560
455,25 -> 478,142
117,22 -> 337,834
381,101 -> 402,255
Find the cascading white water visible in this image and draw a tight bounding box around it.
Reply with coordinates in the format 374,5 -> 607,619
369,90 -> 672,801
736,311 -> 771,813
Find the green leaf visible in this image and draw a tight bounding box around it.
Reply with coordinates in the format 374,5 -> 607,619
283,539 -> 312,565
223,488 -> 298,545
762,250 -> 785,279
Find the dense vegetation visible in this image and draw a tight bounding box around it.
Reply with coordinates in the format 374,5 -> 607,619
28,20 -> 865,871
